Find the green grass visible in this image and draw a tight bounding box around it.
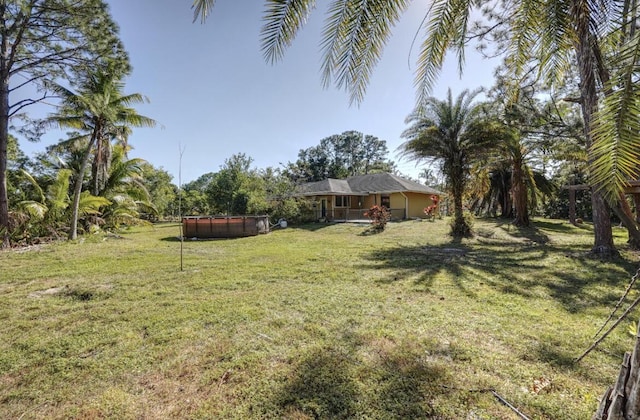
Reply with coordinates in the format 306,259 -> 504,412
1,218 -> 638,419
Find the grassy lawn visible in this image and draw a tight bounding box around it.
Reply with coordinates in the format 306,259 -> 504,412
1,218 -> 639,419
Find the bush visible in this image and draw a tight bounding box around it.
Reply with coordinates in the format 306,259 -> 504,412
269,198 -> 315,225
364,205 -> 391,230
423,194 -> 440,221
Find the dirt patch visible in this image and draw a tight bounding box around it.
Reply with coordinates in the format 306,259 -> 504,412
28,286 -> 66,298
27,284 -> 114,299
13,244 -> 47,254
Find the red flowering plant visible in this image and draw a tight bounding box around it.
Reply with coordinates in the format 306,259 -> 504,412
364,205 -> 391,230
423,195 -> 439,221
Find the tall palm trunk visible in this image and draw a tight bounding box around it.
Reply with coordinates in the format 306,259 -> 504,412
91,137 -> 111,196
499,172 -> 512,218
68,129 -> 98,240
512,160 -> 529,227
572,0 -> 616,255
451,164 -> 471,237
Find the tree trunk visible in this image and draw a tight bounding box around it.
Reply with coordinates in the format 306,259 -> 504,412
0,70 -> 9,249
512,161 -> 530,227
450,165 -> 471,237
91,137 -> 102,196
611,194 -> 640,249
91,136 -> 111,196
573,0 -> 617,256
594,321 -> 640,419
69,130 -> 98,240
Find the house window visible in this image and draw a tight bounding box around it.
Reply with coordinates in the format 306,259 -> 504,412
335,196 -> 351,207
381,195 -> 390,208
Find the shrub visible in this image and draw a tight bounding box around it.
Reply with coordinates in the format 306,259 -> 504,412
423,195 -> 440,221
364,205 -> 391,230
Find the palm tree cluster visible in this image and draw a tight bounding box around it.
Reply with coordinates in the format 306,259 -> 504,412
50,69 -> 156,240
8,69 -> 156,244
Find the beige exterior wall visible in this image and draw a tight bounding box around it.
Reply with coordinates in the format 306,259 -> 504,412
405,192 -> 438,218
305,192 -> 439,220
389,193 -> 406,215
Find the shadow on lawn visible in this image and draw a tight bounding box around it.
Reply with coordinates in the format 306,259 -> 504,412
361,237 -> 636,314
273,340 -> 462,419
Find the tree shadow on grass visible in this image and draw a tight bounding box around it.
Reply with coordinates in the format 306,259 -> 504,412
293,223 -> 340,232
272,339 -> 462,419
275,346 -> 359,419
533,219 -> 593,233
361,237 -> 637,313
359,226 -> 384,236
492,221 -> 552,244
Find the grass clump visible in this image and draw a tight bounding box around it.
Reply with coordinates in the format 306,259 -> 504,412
0,219 -> 637,419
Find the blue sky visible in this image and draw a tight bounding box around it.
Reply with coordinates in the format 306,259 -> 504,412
20,1 -> 501,184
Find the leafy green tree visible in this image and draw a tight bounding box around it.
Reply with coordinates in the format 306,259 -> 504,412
206,153 -> 267,215
140,163 -> 177,219
261,166 -> 309,223
183,172 -> 216,194
6,135 -> 31,207
286,131 -> 394,182
50,68 -> 155,240
400,89 -> 493,237
179,172 -> 217,216
180,190 -> 210,216
193,0 -> 640,255
0,0 -> 128,248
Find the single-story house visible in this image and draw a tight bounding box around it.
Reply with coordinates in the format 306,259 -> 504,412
296,172 -> 443,221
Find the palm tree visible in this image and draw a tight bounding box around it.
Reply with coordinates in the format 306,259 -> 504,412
16,169 -> 109,241
50,69 -> 156,240
399,88 -> 493,237
475,93 -> 552,227
98,145 -> 158,229
192,0 -> 640,254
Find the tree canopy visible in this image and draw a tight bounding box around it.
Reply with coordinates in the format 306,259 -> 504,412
285,130 -> 394,183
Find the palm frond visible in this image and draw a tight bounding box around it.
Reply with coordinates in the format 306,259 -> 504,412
590,31 -> 640,199
416,0 -> 473,106
320,0 -> 409,105
19,169 -> 45,204
261,0 -> 316,64
78,191 -> 111,216
46,169 -> 72,217
504,0 -> 543,85
19,201 -> 47,220
192,0 -> 215,23
537,0 -> 573,85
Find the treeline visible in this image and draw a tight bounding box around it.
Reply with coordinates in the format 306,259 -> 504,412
5,129 -> 399,245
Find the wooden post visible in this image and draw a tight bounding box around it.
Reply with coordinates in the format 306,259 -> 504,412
569,189 -> 577,225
